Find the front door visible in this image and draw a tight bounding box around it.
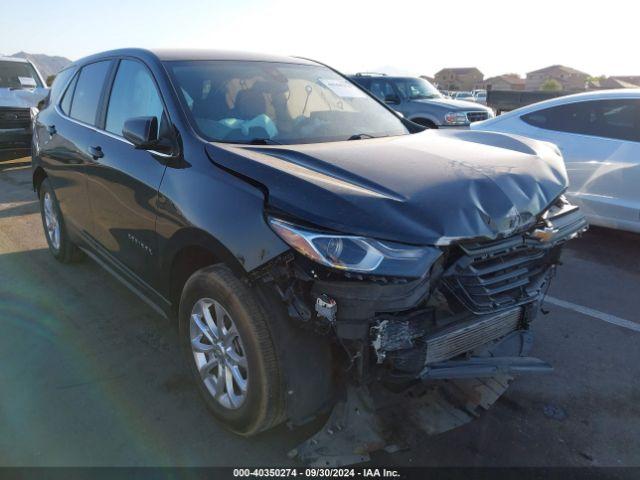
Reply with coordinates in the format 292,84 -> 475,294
85,58 -> 169,286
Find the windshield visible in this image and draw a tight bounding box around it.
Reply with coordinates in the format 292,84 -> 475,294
165,60 -> 409,144
0,61 -> 43,89
394,78 -> 442,100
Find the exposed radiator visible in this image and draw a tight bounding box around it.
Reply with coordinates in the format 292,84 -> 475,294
424,307 -> 522,364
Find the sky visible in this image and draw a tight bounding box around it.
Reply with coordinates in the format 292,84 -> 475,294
1,0 -> 638,78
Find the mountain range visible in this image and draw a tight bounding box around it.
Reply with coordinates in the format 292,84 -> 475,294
7,52 -> 72,81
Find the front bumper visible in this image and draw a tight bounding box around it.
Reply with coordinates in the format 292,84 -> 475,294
0,128 -> 31,151
303,201 -> 587,380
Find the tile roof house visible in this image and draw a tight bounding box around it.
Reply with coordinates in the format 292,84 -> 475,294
484,74 -> 525,91
587,76 -> 640,89
434,67 -> 484,91
525,65 -> 590,91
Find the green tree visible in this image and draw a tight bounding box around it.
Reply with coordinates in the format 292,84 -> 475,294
540,79 -> 562,91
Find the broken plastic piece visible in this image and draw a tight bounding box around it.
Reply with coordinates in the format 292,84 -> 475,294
315,294 -> 337,324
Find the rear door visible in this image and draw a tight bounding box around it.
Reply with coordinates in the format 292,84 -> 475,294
85,58 -> 171,288
37,60 -> 114,238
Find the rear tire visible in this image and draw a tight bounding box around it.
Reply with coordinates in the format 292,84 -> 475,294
38,178 -> 84,263
179,264 -> 285,436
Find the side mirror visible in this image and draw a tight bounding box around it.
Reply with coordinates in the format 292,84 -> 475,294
122,116 -> 158,149
384,94 -> 400,105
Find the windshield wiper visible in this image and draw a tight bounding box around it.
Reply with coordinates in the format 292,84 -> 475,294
248,138 -> 283,145
347,133 -> 377,141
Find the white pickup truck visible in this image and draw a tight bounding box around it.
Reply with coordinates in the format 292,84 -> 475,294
0,56 -> 48,160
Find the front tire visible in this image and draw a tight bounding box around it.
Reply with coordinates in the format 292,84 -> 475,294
179,264 -> 285,436
38,178 -> 84,263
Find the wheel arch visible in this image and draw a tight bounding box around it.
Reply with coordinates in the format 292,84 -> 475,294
33,166 -> 47,193
409,116 -> 439,128
163,227 -> 253,311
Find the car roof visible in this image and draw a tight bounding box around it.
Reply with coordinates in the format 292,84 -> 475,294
70,48 -> 319,67
482,88 -> 640,125
0,56 -> 30,64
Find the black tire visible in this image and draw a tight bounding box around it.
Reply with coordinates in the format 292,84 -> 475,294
179,264 -> 285,436
412,118 -> 437,129
38,178 -> 84,263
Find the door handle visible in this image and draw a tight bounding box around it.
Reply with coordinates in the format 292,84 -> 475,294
88,145 -> 104,160
47,124 -> 56,136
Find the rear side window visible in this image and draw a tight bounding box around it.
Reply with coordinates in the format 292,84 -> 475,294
48,67 -> 76,106
68,61 -> 112,125
105,60 -> 165,137
59,74 -> 78,115
369,78 -> 396,101
521,99 -> 640,142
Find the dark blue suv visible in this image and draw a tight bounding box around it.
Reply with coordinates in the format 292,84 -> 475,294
32,49 -> 585,463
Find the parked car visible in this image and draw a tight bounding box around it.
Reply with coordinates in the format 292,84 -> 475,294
472,90 -> 640,233
349,74 -> 493,128
33,49 -> 586,460
0,56 -> 48,160
451,91 -> 474,101
473,90 -> 488,105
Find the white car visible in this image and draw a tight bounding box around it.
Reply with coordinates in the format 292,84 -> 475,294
471,90 -> 640,233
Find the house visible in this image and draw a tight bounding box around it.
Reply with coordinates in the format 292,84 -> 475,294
525,65 -> 590,91
484,74 -> 525,91
420,75 -> 435,84
434,67 -> 484,91
587,76 -> 640,89
609,76 -> 640,86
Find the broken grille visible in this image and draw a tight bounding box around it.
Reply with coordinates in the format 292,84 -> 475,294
0,108 -> 31,129
442,235 -> 555,314
425,307 -> 522,364
466,111 -> 489,123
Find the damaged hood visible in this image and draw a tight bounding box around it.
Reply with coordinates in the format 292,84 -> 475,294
206,130 -> 568,245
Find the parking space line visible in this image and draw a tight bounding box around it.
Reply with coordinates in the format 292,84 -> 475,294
545,296 -> 640,333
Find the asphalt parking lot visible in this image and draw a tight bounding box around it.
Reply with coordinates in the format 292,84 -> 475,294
1,156 -> 639,467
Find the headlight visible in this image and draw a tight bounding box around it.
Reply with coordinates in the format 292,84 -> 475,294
444,111 -> 469,125
269,218 -> 441,277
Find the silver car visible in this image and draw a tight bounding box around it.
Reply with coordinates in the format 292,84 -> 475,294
350,74 -> 493,129
472,90 -> 640,233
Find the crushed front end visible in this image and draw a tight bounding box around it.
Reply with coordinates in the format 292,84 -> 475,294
256,196 -> 587,465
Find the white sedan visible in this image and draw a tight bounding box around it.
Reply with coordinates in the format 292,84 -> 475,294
471,90 -> 640,233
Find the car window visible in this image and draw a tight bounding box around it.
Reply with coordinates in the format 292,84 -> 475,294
49,67 -> 76,106
166,60 -> 408,144
68,60 -> 112,125
369,78 -> 396,101
105,60 -> 165,137
0,60 -> 43,88
393,78 -> 442,100
521,99 -> 640,142
59,73 -> 78,115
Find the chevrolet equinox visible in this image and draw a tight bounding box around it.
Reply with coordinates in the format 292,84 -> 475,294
32,49 -> 587,458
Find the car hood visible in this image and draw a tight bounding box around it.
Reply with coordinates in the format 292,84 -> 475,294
206,130 -> 567,245
0,87 -> 48,109
413,98 -> 487,111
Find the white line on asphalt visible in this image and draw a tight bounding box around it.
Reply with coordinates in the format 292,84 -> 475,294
545,296 -> 640,333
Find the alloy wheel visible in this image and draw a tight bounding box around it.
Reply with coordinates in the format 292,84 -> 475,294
190,298 -> 249,409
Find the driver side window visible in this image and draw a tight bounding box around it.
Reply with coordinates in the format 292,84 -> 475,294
105,59 -> 165,137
